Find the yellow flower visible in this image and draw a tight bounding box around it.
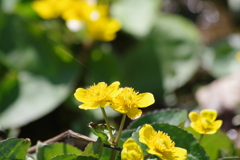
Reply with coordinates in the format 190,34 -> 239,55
139,124 -> 187,160
121,138 -> 144,160
32,0 -> 71,19
110,87 -> 155,120
86,17 -> 121,41
188,109 -> 222,134
74,81 -> 121,110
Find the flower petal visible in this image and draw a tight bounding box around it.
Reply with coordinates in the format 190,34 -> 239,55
127,108 -> 142,120
137,93 -> 155,108
74,88 -> 87,103
188,111 -> 199,122
122,138 -> 144,160
201,109 -> 217,122
78,103 -> 99,110
171,147 -> 188,160
139,124 -> 156,145
205,120 -> 223,134
106,81 -> 121,98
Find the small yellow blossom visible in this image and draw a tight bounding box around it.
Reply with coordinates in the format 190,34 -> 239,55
74,81 -> 121,110
121,138 -> 144,160
139,124 -> 187,160
87,18 -> 121,41
188,109 -> 222,134
110,87 -> 155,120
32,0 -> 74,19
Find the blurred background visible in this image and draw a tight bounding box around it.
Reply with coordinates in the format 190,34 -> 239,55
0,0 -> 240,153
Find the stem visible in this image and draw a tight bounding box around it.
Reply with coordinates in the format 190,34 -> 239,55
199,134 -> 204,143
100,107 -> 114,143
110,114 -> 127,160
144,154 -> 151,160
114,114 -> 126,144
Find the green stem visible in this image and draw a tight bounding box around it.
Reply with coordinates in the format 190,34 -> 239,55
100,107 -> 114,143
144,154 -> 151,160
114,114 -> 126,144
199,134 -> 204,143
110,114 -> 127,160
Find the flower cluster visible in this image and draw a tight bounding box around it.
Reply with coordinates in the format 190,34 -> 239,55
122,124 -> 187,160
188,109 -> 222,134
74,81 -> 155,119
32,0 -> 121,41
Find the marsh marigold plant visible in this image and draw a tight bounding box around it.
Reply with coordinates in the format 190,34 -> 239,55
188,109 -> 222,134
110,87 -> 155,120
139,124 -> 187,160
74,81 -> 121,110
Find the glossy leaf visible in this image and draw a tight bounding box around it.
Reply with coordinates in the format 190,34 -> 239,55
81,138 -> 103,159
0,13 -> 79,129
0,138 -> 31,159
36,142 -> 82,160
128,109 -> 187,129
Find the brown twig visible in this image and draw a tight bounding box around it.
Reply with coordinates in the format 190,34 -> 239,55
27,130 -> 122,153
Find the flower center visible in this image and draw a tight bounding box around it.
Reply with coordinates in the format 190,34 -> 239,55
150,131 -> 175,153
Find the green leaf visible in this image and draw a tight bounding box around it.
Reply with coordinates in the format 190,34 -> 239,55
120,13 -> 201,98
111,0 -> 160,38
51,154 -> 98,160
185,127 -> 236,160
99,146 -> 112,160
81,138 -> 103,159
0,13 -> 79,129
0,138 -> 31,159
131,123 -> 210,160
88,122 -> 116,144
128,109 -> 187,129
150,14 -> 201,93
120,129 -> 136,141
36,142 -> 82,160
208,34 -> 240,77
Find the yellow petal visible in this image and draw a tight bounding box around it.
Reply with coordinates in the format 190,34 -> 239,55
110,104 -> 127,114
188,111 -> 199,122
172,147 -> 188,160
190,121 -> 205,134
201,109 -> 217,122
107,81 -> 121,98
127,108 -> 142,120
137,93 -> 155,108
79,103 -> 99,110
139,124 -> 156,145
205,120 -> 223,134
74,88 -> 87,102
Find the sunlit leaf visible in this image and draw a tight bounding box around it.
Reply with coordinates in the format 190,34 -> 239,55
81,138 -> 103,159
0,138 -> 31,159
36,142 -> 82,160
